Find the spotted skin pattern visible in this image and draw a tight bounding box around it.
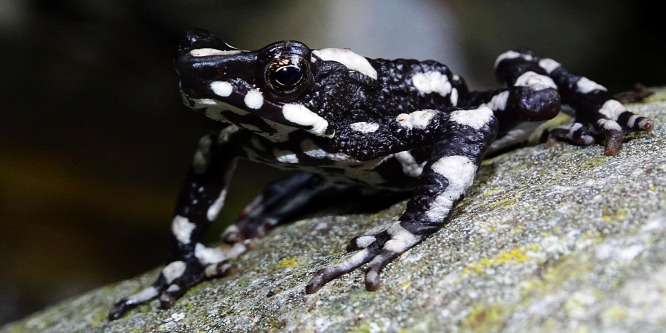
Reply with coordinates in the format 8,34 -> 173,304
109,29 -> 653,319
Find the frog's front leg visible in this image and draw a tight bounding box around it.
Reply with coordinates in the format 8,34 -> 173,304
306,106 -> 498,292
109,126 -> 244,320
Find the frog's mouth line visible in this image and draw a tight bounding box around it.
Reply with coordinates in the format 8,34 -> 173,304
183,90 -> 332,139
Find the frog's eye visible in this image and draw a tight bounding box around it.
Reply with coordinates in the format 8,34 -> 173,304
265,56 -> 310,95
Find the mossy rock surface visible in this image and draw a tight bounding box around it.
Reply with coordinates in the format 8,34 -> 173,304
3,91 -> 666,333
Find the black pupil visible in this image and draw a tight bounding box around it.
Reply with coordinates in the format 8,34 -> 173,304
274,66 -> 302,88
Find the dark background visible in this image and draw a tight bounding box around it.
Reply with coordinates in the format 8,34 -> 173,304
1,0 -> 664,325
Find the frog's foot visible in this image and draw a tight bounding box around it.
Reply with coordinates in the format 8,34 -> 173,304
306,223 -> 423,293
544,100 -> 653,156
108,242 -> 246,320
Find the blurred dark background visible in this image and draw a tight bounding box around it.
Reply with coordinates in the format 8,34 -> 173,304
1,0 -> 664,325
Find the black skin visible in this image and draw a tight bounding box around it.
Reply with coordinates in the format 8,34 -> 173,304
109,29 -> 653,320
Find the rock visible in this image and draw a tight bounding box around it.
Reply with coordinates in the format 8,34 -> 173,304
2,91 -> 665,333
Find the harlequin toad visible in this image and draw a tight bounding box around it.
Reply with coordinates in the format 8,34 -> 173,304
109,28 -> 653,319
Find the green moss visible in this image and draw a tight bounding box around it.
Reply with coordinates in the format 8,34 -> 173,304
347,322 -> 373,333
461,302 -> 509,332
462,244 -> 542,276
601,208 -> 627,223
276,256 -> 300,268
88,308 -> 109,327
581,156 -> 609,169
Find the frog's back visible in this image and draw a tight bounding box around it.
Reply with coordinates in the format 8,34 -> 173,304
361,58 -> 467,118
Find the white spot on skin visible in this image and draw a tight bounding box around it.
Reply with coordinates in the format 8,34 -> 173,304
190,48 -> 242,57
244,89 -> 263,109
547,122 -> 594,146
190,98 -> 218,106
300,139 -> 381,169
577,77 -> 607,94
449,106 -> 494,130
354,236 -> 377,248
485,91 -> 510,111
206,189 -> 227,221
426,156 -> 477,221
196,243 -> 246,267
324,248 -> 371,274
627,115 -> 640,128
568,122 -> 593,143
194,243 -> 226,265
222,224 -> 241,238
396,109 -> 439,130
539,58 -> 561,74
127,286 -> 159,303
274,149 -> 299,164
166,285 -> 181,293
282,103 -> 330,137
383,223 -> 421,253
412,71 -> 452,97
450,88 -> 458,105
569,122 -> 584,135
162,261 -> 187,284
210,81 -> 233,97
312,48 -> 377,79
394,151 -> 425,177
171,216 -> 196,244
350,122 -> 380,133
300,143 -> 332,159
514,71 -> 557,91
597,118 -> 622,131
598,99 -> 625,120
494,50 -> 534,69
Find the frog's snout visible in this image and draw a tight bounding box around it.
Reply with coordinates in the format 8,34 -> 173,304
176,28 -> 237,56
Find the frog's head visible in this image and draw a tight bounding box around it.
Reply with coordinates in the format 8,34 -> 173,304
175,29 -> 378,138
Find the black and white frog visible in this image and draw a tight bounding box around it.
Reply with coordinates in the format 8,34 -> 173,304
109,28 -> 653,319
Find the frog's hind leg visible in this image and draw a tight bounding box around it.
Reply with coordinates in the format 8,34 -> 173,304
456,53 -> 562,155
306,105 -> 498,293
492,49 -> 653,155
221,171 -> 409,244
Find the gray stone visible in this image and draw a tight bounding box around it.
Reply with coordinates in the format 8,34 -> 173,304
3,90 -> 666,333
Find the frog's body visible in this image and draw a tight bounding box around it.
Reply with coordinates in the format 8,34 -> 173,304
109,29 -> 653,319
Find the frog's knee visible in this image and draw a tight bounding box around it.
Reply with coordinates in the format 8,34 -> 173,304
505,85 -> 561,121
